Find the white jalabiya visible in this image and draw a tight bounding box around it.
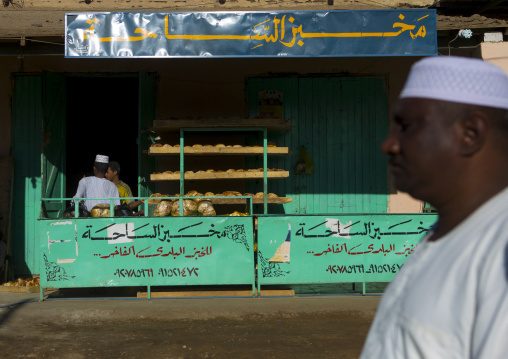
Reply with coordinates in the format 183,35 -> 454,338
361,186 -> 508,359
73,176 -> 120,211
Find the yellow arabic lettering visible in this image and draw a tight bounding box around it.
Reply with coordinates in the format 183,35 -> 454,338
281,15 -> 287,41
98,27 -> 158,42
83,18 -> 99,40
280,25 -> 304,47
279,16 -> 304,48
252,16 -> 281,43
156,13 -> 427,47
164,15 -> 250,40
81,17 -> 158,42
299,21 -> 416,39
410,25 -> 426,39
385,22 -> 416,37
253,19 -> 270,30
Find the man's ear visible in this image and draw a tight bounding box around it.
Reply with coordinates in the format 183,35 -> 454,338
459,111 -> 487,157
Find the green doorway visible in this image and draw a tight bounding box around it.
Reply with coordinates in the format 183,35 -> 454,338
246,75 -> 389,214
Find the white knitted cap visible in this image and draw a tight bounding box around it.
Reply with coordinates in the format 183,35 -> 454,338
95,154 -> 109,163
400,56 -> 508,110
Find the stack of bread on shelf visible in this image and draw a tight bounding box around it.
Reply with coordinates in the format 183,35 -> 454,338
151,141 -> 277,148
150,191 -> 279,199
1,277 -> 40,288
152,168 -> 285,175
150,190 -> 216,217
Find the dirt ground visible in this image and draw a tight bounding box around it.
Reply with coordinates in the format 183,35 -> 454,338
0,295 -> 376,359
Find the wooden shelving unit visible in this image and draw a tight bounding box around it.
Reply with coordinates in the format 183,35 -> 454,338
151,170 -> 289,181
145,122 -> 293,214
148,146 -> 290,156
210,197 -> 293,204
150,197 -> 293,204
152,118 -> 292,133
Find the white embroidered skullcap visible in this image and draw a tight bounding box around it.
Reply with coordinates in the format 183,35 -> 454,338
400,56 -> 508,110
95,154 -> 109,163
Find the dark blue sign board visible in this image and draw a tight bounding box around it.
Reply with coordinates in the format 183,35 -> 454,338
65,10 -> 437,58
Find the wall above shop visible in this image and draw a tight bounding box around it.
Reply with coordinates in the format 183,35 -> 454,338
1,0 -> 507,39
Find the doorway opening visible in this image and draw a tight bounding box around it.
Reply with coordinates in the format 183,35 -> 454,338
65,76 -> 139,199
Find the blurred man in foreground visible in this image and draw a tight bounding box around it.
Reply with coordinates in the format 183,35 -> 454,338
361,56 -> 508,358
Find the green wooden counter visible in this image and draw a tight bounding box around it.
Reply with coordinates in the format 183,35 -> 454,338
39,216 -> 254,299
256,214 -> 438,295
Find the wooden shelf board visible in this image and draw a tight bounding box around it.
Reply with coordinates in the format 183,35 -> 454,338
151,171 -> 289,181
148,146 -> 289,156
152,118 -> 292,133
211,197 -> 293,204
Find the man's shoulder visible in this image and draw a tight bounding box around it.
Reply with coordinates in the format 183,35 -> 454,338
462,187 -> 508,232
104,179 -> 117,188
117,181 -> 133,193
79,176 -> 96,184
117,181 -> 131,189
116,183 -> 128,194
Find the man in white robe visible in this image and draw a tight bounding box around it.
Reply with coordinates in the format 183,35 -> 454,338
361,56 -> 508,359
73,154 -> 120,212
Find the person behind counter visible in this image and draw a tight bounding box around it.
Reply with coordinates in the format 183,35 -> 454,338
73,154 -> 120,212
105,160 -> 143,212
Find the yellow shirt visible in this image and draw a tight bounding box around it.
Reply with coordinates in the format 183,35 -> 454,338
116,181 -> 134,205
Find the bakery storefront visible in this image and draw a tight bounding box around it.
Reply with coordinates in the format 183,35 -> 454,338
6,10 -> 438,298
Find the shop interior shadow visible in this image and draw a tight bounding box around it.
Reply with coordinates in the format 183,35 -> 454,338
66,76 -> 139,200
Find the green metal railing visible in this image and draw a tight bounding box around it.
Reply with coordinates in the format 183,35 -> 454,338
40,196 -> 254,219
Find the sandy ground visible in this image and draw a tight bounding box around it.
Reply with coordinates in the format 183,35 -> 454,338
0,292 -> 380,358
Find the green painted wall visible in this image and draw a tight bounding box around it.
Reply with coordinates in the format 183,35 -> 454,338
247,76 -> 388,214
42,72 -> 67,219
12,74 -> 43,275
12,72 -> 156,275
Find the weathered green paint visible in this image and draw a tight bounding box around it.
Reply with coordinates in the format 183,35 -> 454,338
138,72 -> 157,198
11,74 -> 43,275
41,72 -> 67,219
11,72 -> 157,276
257,214 -> 437,289
40,217 -> 255,291
246,76 -> 388,214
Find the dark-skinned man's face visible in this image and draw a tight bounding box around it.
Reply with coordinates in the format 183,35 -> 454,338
105,167 -> 116,182
382,97 -> 462,203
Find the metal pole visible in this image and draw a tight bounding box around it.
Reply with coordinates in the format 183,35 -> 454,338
263,128 -> 267,215
180,128 -> 184,195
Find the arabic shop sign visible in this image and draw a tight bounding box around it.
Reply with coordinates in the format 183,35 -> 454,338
65,10 -> 437,58
40,217 -> 254,289
257,214 -> 437,285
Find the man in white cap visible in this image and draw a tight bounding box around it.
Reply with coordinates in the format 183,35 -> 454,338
73,154 -> 120,212
361,56 -> 508,358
